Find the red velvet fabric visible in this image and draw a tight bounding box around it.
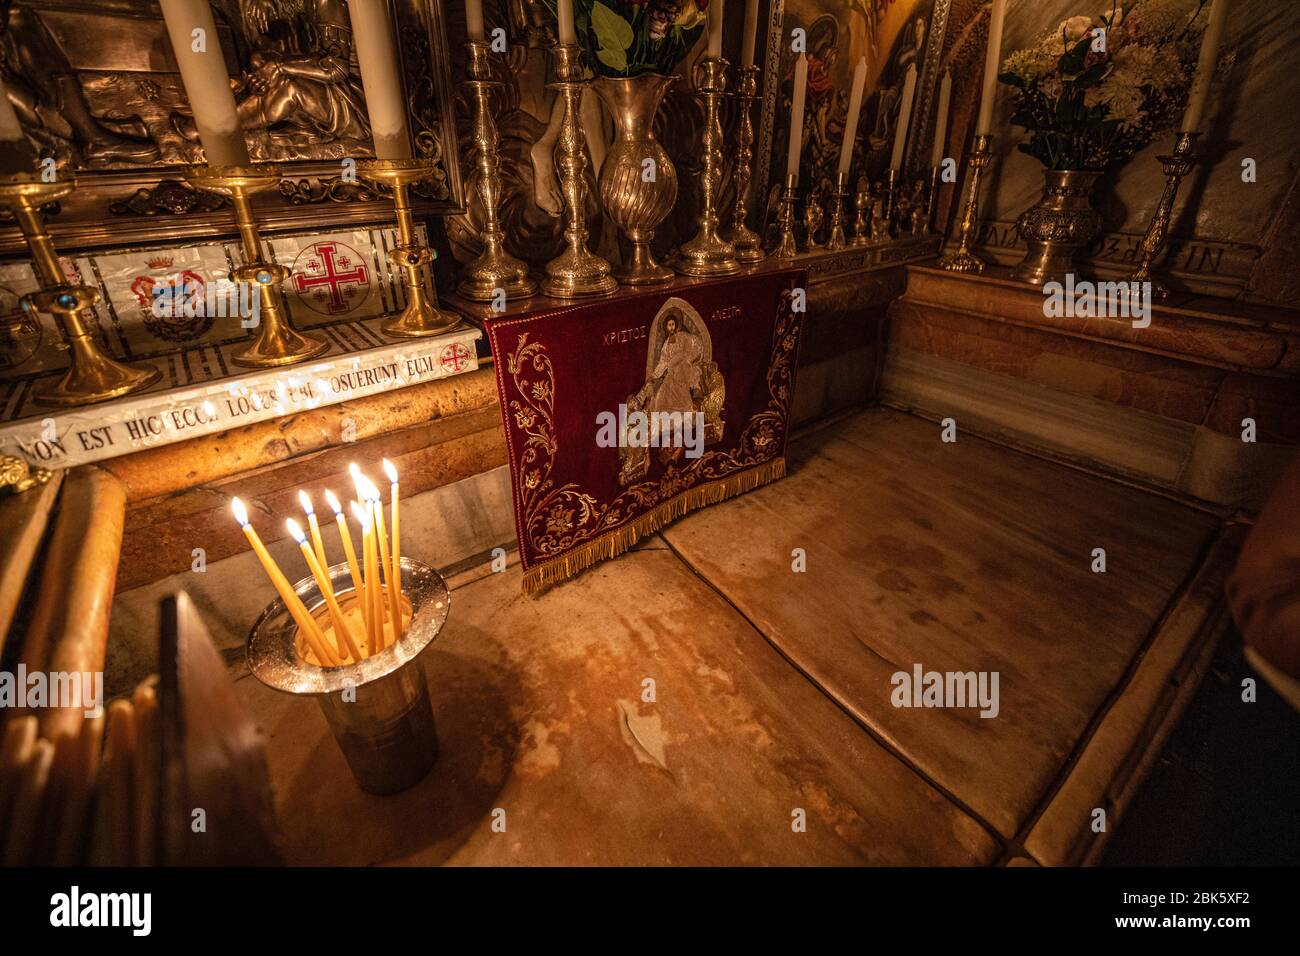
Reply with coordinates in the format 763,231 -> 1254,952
486,270 -> 805,589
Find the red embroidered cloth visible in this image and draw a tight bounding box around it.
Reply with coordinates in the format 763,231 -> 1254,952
485,270 -> 805,593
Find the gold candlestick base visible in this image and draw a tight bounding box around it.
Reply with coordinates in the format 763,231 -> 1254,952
0,177 -> 159,406
358,158 -> 464,337
543,44 -> 617,299
186,164 -> 328,366
825,171 -> 849,251
1129,131 -> 1199,300
726,65 -> 765,264
676,56 -> 740,277
938,135 -> 993,274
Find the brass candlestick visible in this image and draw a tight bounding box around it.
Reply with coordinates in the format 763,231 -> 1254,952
187,164 -> 328,367
543,43 -> 616,298
458,39 -> 536,302
1129,131 -> 1199,299
774,173 -> 798,258
0,175 -> 159,406
938,134 -> 992,274
358,158 -> 463,336
926,165 -> 941,233
825,171 -> 849,251
726,64 -> 764,263
882,167 -> 899,237
851,183 -> 871,245
676,56 -> 739,277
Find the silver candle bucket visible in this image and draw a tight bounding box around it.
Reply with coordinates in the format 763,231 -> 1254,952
247,557 -> 448,794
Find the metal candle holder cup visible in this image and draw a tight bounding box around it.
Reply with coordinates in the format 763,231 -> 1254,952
186,164 -> 329,367
248,557 -> 448,795
0,174 -> 160,406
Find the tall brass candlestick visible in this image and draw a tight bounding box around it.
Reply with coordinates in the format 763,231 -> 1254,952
774,173 -> 798,259
358,158 -> 463,336
458,39 -> 536,302
937,135 -> 992,274
825,171 -> 849,251
0,175 -> 159,406
926,165 -> 941,233
187,164 -> 328,366
676,56 -> 739,277
542,43 -> 616,298
726,64 -> 764,263
882,167 -> 899,237
851,183 -> 870,245
1129,131 -> 1199,299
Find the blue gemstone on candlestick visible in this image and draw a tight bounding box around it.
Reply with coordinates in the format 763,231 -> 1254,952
57,293 -> 76,308
257,271 -> 272,284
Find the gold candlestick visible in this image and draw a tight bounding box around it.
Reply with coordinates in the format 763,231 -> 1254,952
187,164 -> 328,367
851,183 -> 870,245
358,158 -> 463,337
882,167 -> 899,238
938,134 -> 992,274
676,56 -> 739,277
825,171 -> 849,251
1129,131 -> 1199,299
0,175 -> 159,406
774,173 -> 798,259
926,165 -> 941,233
543,43 -> 616,299
458,39 -> 536,302
726,64 -> 764,264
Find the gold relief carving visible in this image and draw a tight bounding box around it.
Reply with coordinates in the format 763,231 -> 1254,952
109,179 -> 229,217
0,452 -> 50,494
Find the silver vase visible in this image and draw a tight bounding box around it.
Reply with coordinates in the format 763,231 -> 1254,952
1012,168 -> 1103,285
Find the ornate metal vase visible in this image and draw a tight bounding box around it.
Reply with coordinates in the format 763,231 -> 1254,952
1012,169 -> 1103,285
592,74 -> 678,286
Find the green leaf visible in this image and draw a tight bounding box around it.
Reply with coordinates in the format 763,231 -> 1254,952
597,45 -> 629,71
998,71 -> 1026,89
591,2 -> 634,51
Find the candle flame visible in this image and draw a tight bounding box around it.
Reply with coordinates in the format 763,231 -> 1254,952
231,496 -> 249,527
350,500 -> 371,530
324,489 -> 343,515
348,463 -> 368,501
358,474 -> 381,502
297,489 -> 314,515
382,458 -> 398,484
286,518 -> 306,544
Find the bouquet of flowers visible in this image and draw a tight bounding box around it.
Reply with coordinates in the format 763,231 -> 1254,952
540,0 -> 708,77
998,0 -> 1219,170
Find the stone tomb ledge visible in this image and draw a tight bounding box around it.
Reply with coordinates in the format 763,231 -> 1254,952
885,264 -> 1300,510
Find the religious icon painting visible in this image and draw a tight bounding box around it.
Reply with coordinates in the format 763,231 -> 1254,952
94,244 -> 236,356
271,230 -> 387,327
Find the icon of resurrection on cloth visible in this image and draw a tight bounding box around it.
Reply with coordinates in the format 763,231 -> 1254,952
619,297 -> 726,486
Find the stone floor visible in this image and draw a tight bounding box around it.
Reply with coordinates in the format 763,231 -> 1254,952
112,406 -> 1243,865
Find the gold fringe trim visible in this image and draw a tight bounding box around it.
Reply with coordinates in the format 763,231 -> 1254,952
522,457 -> 787,596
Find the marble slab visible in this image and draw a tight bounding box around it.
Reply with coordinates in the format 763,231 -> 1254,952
659,407 -> 1223,839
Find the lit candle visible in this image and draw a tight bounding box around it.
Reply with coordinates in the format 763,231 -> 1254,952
741,0 -> 759,69
838,57 -> 868,177
325,489 -> 367,631
365,477 -> 402,643
231,498 -> 337,665
159,0 -> 250,166
786,53 -> 808,182
347,0 -> 413,160
557,0 -> 576,45
287,519 -> 362,663
975,0 -> 1008,137
931,69 -> 953,169
298,490 -> 329,573
351,500 -> 381,653
383,459 -> 403,638
707,0 -> 725,59
465,0 -> 485,41
1182,0 -> 1228,133
889,63 -> 918,171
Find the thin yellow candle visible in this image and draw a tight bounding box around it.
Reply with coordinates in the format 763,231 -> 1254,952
298,490 -> 329,573
325,489 -> 368,632
352,500 -> 381,653
231,498 -> 337,666
365,479 -> 402,643
383,458 -> 403,638
287,519 -> 362,663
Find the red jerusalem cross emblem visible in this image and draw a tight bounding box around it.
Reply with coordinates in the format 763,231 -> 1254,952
439,342 -> 472,373
291,241 -> 371,315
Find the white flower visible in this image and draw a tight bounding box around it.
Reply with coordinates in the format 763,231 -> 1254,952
1060,15 -> 1094,41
